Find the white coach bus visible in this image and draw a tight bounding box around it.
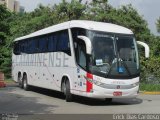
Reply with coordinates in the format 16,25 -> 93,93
12,20 -> 149,102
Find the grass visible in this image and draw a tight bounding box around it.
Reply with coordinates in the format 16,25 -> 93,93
140,83 -> 160,91
4,79 -> 15,84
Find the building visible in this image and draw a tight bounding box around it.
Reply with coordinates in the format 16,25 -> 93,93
19,6 -> 25,13
6,0 -> 15,12
13,0 -> 19,12
0,0 -> 24,12
0,0 -> 5,5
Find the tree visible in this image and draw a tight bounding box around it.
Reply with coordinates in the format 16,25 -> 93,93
54,0 -> 86,21
0,5 -> 12,78
0,5 -> 11,45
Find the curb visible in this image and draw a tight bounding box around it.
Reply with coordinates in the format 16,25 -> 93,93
5,82 -> 18,87
140,91 -> 160,95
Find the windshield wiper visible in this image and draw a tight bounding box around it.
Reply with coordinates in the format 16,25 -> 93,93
106,56 -> 116,78
106,64 -> 113,78
120,60 -> 131,76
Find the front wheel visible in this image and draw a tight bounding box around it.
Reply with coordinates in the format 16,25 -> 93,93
63,80 -> 73,102
105,98 -> 112,103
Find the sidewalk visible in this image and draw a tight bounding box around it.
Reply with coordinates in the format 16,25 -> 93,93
5,81 -> 18,87
140,91 -> 160,95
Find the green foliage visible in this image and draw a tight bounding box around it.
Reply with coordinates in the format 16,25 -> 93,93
140,83 -> 160,91
0,5 -> 12,78
0,5 -> 11,42
0,0 -> 160,82
54,0 -> 86,21
86,3 -> 151,43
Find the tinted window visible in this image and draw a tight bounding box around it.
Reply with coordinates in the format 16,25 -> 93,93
38,36 -> 48,52
76,40 -> 86,69
71,28 -> 86,43
20,40 -> 28,53
71,28 -> 87,69
48,34 -> 57,52
28,39 -> 37,53
13,29 -> 71,55
57,30 -> 71,55
13,42 -> 20,55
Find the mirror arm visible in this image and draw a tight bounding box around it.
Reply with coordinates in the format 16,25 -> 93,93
77,36 -> 92,54
137,41 -> 150,58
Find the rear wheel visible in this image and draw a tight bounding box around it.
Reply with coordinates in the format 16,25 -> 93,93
62,79 -> 73,102
18,74 -> 23,88
23,75 -> 30,91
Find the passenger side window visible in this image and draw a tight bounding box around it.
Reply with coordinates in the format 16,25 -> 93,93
48,34 -> 57,52
76,40 -> 86,69
71,28 -> 87,69
38,36 -> 48,53
13,42 -> 20,55
57,30 -> 71,56
20,40 -> 28,53
28,39 -> 38,54
13,30 -> 71,55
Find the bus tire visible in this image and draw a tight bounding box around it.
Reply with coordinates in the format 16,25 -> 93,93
18,73 -> 23,88
105,98 -> 112,103
64,80 -> 72,102
23,75 -> 30,91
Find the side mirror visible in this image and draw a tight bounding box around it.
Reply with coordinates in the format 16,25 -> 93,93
77,36 -> 92,54
137,41 -> 149,58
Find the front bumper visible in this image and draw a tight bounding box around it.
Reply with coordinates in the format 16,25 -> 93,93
85,85 -> 139,99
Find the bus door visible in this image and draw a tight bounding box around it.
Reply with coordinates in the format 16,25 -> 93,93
74,39 -> 87,92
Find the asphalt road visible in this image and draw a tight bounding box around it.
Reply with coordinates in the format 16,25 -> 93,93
0,84 -> 160,115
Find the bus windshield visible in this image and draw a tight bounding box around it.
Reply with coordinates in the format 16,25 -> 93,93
88,31 -> 140,79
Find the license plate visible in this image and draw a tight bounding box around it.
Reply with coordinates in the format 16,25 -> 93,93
113,91 -> 122,96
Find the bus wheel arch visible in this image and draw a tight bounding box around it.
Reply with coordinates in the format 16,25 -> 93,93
61,76 -> 73,102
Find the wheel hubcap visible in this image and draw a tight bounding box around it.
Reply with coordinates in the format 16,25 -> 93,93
63,82 -> 66,95
24,80 -> 27,88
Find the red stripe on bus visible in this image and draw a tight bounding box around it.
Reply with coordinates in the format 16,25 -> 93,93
86,73 -> 93,92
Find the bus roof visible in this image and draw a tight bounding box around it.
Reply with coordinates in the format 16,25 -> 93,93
15,20 -> 133,41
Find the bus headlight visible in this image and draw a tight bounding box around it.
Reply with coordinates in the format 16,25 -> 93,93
84,76 -> 93,83
93,80 -> 103,86
84,76 -> 103,86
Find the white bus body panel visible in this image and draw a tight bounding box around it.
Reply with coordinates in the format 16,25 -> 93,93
12,52 -> 76,91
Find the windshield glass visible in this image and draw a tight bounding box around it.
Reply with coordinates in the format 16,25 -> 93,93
88,31 -> 140,79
